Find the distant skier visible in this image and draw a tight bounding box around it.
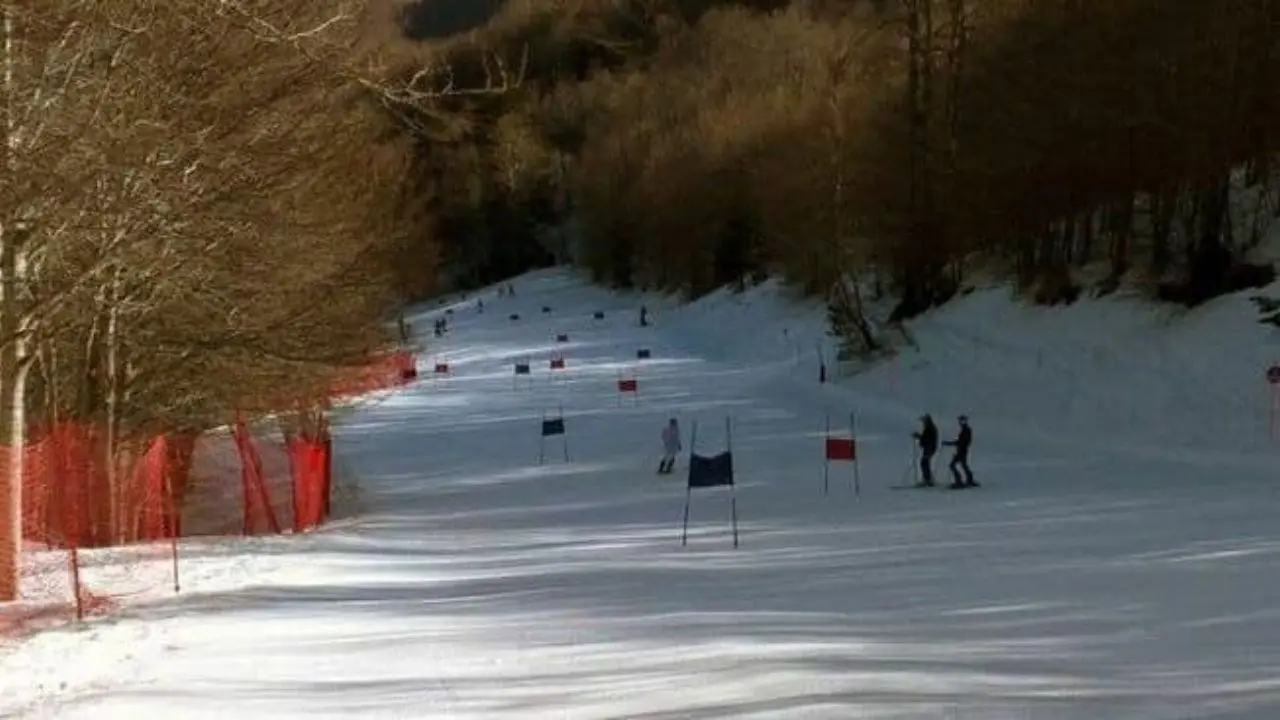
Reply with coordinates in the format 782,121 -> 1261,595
912,413 -> 938,487
658,417 -> 682,475
943,415 -> 978,488
640,305 -> 649,327
477,298 -> 484,313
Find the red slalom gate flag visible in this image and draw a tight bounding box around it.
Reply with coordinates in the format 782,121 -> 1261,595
822,410 -> 860,498
618,378 -> 638,393
825,437 -> 856,462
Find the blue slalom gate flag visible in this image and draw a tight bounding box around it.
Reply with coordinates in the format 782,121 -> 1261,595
539,408 -> 569,464
514,360 -> 533,389
681,417 -> 739,548
687,452 -> 733,488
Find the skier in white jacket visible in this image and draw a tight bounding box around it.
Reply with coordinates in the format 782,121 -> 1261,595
658,418 -> 682,474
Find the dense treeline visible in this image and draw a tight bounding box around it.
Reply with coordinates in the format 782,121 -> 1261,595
2,0 -> 434,438
392,0 -> 1280,317
0,0 -> 455,598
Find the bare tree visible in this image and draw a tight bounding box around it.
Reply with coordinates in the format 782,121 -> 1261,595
1,0 -> 512,599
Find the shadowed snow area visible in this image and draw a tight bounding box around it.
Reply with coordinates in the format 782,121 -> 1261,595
5,267 -> 1280,719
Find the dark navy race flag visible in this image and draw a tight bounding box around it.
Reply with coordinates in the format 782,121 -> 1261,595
681,418 -> 739,548
687,451 -> 733,488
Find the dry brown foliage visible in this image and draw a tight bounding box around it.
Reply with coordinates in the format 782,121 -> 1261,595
550,0 -> 1280,310
0,0 -> 457,598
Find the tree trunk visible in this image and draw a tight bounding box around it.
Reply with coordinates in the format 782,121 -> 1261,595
0,0 -> 17,603
1079,210 -> 1095,263
1151,190 -> 1175,275
1,328 -> 30,601
1187,175 -> 1232,299
104,274 -> 121,544
893,0 -> 942,319
945,0 -> 966,164
1108,198 -> 1134,280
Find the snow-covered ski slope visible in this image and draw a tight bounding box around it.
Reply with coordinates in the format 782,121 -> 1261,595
6,267 -> 1280,719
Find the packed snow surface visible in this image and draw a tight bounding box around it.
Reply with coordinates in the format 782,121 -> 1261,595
4,267 -> 1280,719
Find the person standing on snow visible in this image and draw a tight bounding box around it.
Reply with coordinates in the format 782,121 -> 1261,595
658,418 -> 682,474
944,415 -> 978,488
912,413 -> 939,487
640,305 -> 649,327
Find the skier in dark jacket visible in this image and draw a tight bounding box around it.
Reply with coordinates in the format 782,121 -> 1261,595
912,414 -> 938,487
943,415 -> 978,488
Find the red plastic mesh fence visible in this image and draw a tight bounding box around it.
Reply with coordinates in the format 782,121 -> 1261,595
3,426 -> 190,637
1,423 -> 332,638
19,425 -> 195,549
2,349 -> 415,637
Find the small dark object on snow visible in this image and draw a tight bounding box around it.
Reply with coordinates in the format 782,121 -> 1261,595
509,313 -> 520,321
593,311 -> 605,320
542,306 -> 552,313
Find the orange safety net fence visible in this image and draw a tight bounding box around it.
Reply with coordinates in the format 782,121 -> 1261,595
1,349 -> 416,639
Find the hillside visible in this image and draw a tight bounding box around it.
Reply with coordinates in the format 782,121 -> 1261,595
385,0 -> 1280,324
5,267 -> 1280,718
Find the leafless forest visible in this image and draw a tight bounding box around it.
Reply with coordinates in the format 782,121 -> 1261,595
2,0 -> 1277,598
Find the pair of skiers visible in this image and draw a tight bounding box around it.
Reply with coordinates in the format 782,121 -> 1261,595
913,413 -> 977,489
